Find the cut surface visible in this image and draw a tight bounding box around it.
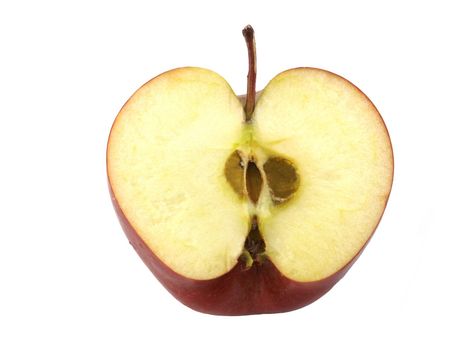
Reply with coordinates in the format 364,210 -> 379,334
252,68 -> 393,282
107,68 -> 249,280
108,66 -> 393,284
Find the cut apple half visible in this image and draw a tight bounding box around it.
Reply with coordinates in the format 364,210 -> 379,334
107,25 -> 393,315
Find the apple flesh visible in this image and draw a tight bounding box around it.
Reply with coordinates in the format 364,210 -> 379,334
107,30 -> 393,315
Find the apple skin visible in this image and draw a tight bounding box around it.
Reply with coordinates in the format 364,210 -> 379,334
108,184 -> 379,315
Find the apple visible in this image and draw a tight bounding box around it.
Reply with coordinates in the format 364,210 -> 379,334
106,25 -> 394,315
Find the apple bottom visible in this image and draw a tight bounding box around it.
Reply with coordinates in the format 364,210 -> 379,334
110,187 -> 363,316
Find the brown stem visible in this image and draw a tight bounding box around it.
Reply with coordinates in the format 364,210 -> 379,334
242,25 -> 256,122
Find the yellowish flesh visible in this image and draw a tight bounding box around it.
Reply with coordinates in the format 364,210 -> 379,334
108,67 -> 393,282
253,69 -> 393,281
108,68 -> 249,280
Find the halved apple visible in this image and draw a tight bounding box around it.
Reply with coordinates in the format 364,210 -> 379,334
107,26 -> 393,315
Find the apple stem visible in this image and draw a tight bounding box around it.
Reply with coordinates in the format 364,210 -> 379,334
242,25 -> 256,122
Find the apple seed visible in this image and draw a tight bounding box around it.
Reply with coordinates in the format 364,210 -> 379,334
246,160 -> 263,204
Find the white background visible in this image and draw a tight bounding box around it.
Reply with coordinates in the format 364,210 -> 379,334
1,1 -> 466,349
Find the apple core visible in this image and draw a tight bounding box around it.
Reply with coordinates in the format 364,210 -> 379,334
224,148 -> 301,269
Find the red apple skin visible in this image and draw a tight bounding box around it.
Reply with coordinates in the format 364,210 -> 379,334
108,184 -> 384,315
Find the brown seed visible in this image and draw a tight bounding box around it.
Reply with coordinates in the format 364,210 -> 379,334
246,161 -> 263,204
